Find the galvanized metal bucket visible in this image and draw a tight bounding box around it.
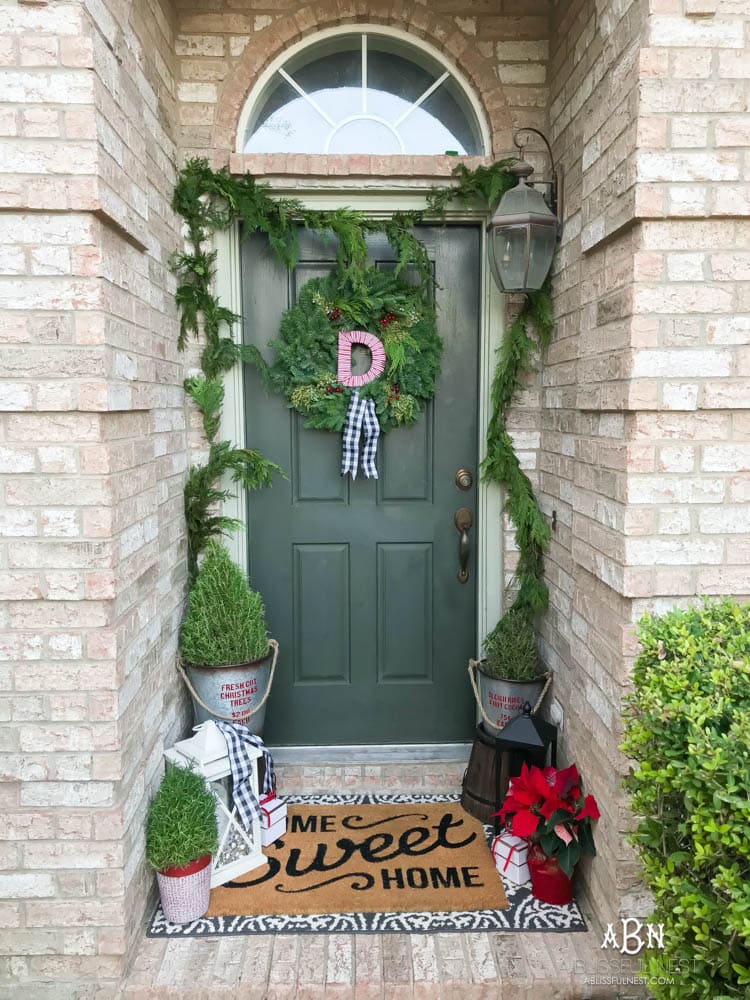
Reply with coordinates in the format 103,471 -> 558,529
180,640 -> 278,738
469,659 -> 546,738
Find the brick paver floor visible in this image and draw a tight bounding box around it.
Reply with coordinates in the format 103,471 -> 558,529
118,761 -> 649,1000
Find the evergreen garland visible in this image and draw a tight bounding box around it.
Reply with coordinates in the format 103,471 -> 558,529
172,157 -> 553,610
428,163 -> 554,613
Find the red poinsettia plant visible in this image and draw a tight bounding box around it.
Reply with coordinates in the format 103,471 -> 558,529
494,763 -> 600,877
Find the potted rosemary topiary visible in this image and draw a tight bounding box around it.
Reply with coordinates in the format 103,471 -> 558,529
469,607 -> 547,737
178,540 -> 278,734
146,763 -> 218,924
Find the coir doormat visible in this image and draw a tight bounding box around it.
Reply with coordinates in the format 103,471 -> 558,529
148,795 -> 587,937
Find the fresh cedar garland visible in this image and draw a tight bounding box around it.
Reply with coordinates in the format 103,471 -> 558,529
172,158 -> 552,610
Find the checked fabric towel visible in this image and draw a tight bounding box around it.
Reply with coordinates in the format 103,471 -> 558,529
341,390 -> 380,480
215,722 -> 275,831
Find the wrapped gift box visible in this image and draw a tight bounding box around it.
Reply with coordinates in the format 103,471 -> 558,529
491,832 -> 530,884
260,794 -> 287,847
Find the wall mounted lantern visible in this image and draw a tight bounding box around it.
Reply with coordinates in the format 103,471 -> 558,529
487,127 -> 563,294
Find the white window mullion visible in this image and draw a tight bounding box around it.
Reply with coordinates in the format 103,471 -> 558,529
361,33 -> 368,114
393,70 -> 449,128
278,67 -> 336,127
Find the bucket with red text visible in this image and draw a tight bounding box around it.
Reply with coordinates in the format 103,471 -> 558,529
184,647 -> 272,736
476,665 -> 545,737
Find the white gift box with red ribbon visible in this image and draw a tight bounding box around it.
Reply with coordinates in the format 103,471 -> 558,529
260,793 -> 287,847
491,833 -> 530,884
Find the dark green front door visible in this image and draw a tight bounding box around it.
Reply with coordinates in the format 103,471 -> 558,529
242,225 -> 480,744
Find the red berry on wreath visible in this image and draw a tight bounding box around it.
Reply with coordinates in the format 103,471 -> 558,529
335,387 -> 342,393
326,386 -> 333,394
328,307 -> 341,322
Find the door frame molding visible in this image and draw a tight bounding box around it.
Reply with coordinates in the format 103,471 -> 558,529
214,187 -> 504,681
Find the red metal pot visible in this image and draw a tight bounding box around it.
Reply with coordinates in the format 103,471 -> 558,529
527,845 -> 574,905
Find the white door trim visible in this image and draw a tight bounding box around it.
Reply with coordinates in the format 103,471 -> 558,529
214,224 -> 247,572
213,192 -> 504,668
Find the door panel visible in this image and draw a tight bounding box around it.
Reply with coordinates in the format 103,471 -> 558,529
293,543 -> 350,683
242,225 -> 480,744
377,542 -> 433,682
379,411 -> 433,502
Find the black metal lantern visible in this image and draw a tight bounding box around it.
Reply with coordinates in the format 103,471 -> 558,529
461,698 -> 557,833
487,128 -> 562,293
493,701 -> 557,821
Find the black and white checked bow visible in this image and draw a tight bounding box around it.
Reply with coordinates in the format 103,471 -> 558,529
215,721 -> 275,831
341,390 -> 380,480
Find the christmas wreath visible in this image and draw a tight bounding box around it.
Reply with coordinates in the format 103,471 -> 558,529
256,267 -> 442,434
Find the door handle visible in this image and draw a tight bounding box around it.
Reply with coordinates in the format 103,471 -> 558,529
454,507 -> 473,584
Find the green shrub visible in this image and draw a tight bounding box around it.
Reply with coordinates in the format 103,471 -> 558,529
180,540 -> 269,666
146,764 -> 218,871
622,598 -> 750,1000
481,607 -> 543,681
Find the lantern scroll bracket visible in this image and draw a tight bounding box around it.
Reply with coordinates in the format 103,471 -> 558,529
512,126 -> 563,238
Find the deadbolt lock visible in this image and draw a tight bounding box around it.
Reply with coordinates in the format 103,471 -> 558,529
455,468 -> 473,491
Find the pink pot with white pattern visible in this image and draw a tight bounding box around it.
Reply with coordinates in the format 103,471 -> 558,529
156,853 -> 212,924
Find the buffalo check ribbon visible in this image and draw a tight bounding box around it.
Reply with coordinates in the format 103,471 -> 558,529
341,390 -> 380,480
215,722 -> 275,832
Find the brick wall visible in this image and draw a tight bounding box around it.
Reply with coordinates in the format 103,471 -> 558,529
0,0 -> 189,989
172,0 -> 550,161
2,0 -> 749,988
545,0 -> 750,924
627,0 -> 750,607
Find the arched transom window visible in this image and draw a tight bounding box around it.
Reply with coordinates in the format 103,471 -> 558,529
241,31 -> 486,156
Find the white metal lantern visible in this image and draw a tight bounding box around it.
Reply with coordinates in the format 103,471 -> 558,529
487,128 -> 562,294
164,721 -> 266,888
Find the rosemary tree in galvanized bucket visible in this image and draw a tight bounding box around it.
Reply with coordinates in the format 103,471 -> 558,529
469,607 -> 547,737
179,540 -> 279,735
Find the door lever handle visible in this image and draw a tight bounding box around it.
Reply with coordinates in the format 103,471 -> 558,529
454,507 -> 473,584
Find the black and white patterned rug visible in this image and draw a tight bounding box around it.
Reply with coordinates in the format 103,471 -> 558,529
147,794 -> 587,937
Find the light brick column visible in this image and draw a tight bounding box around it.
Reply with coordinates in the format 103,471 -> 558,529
0,0 -> 189,988
627,0 -> 750,605
546,0 -> 750,925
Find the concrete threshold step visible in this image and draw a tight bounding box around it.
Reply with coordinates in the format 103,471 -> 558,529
273,758 -> 470,796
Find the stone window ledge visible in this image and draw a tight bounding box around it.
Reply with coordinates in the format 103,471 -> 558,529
229,153 -> 492,179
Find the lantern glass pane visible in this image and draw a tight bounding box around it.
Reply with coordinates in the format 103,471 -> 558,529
491,224 -> 529,292
526,223 -> 557,290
